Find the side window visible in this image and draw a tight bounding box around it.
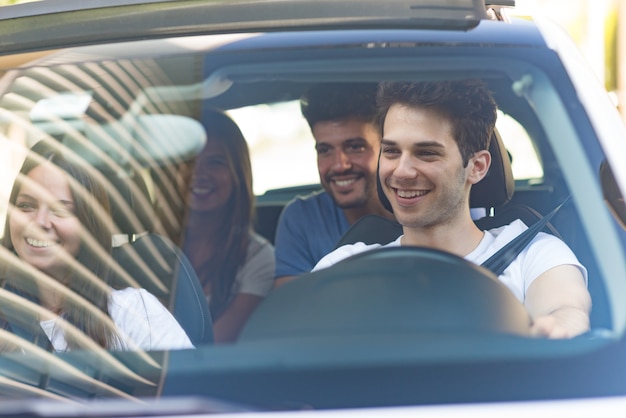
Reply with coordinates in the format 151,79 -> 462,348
0,120 -> 29,238
496,110 -> 544,183
233,105 -> 546,195
227,101 -> 318,196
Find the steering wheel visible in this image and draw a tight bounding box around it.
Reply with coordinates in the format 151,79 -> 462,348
239,246 -> 531,341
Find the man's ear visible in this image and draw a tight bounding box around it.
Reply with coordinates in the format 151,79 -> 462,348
467,150 -> 491,185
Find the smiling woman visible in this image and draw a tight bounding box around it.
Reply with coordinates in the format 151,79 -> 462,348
159,109 -> 275,343
0,140 -> 194,352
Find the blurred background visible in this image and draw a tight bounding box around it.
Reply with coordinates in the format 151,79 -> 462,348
519,0 -> 626,121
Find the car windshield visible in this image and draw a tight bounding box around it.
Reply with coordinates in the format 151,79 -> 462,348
0,1 -> 625,414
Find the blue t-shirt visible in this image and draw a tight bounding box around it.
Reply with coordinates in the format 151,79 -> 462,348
274,190 -> 350,278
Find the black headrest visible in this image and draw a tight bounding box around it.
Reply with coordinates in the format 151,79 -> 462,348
104,170 -> 156,235
377,129 -> 514,212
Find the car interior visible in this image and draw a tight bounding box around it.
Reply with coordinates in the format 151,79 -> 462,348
240,79 -> 613,333
0,25 -> 624,405
0,46 -> 615,335
239,121 -> 601,342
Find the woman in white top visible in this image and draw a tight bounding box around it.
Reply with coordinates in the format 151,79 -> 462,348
1,140 -> 193,352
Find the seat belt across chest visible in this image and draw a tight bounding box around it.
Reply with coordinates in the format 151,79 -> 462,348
480,196 -> 571,276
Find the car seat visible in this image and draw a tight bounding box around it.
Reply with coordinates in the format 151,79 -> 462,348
337,129 -> 553,248
105,170 -> 214,345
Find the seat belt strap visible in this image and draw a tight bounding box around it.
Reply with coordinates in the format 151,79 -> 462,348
480,196 -> 571,276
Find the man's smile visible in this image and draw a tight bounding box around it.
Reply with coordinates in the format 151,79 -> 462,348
333,178 -> 357,188
328,174 -> 362,191
395,188 -> 430,199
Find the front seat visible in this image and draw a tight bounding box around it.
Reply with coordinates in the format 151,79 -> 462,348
105,169 -> 214,346
337,129 -> 555,248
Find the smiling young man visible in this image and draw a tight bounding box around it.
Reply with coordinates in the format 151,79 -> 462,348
313,79 -> 591,339
273,83 -> 395,287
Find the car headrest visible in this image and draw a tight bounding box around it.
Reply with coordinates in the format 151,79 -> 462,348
469,128 -> 514,209
104,170 -> 156,236
377,128 -> 514,212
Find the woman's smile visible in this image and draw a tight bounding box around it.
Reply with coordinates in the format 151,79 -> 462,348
9,163 -> 82,279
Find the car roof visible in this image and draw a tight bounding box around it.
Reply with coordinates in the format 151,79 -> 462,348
0,0 -> 513,55
0,0 -> 490,22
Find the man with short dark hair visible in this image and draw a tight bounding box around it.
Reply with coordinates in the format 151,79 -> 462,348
273,83 -> 394,286
314,79 -> 591,338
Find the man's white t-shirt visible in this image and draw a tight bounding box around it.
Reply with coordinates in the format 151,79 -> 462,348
40,287 -> 194,352
313,219 -> 587,304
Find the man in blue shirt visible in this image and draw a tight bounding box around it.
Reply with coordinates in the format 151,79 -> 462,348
274,83 -> 395,286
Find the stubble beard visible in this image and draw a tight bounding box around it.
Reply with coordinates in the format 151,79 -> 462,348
392,166 -> 468,230
331,180 -> 374,210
